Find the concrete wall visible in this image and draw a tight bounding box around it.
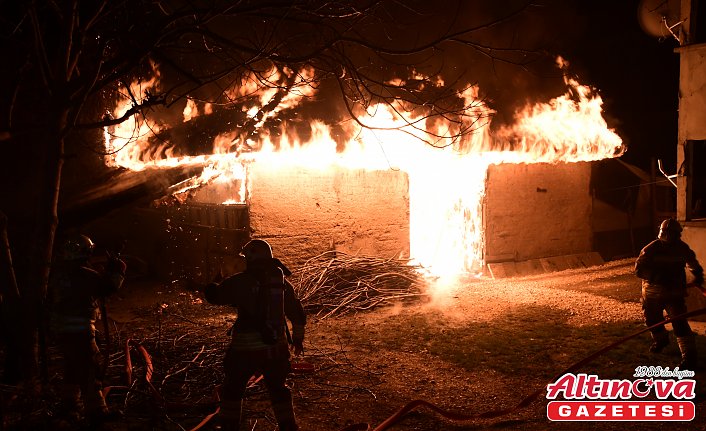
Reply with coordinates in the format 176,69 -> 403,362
677,44 -> 706,140
677,43 -> 706,220
676,4 -> 706,319
484,162 -> 592,262
683,224 -> 706,275
83,161 -> 601,281
682,224 -> 706,320
247,164 -> 410,269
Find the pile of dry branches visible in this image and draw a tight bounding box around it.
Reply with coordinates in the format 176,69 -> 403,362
292,251 -> 427,319
99,306 -> 227,429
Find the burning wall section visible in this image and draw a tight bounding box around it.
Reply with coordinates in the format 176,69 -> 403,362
246,164 -> 410,269
83,160 -> 599,285
99,58 -> 626,279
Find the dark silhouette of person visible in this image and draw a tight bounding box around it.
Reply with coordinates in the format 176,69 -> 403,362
49,234 -> 126,426
205,239 -> 305,431
635,218 -> 704,369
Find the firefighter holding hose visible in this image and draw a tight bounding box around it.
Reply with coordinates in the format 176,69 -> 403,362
635,218 -> 704,370
205,239 -> 306,431
49,234 -> 126,426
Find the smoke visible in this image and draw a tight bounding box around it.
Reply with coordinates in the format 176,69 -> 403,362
304,1 -> 595,132
432,0 -> 589,128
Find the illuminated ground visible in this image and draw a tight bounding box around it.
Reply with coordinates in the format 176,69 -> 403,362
298,259 -> 706,431
21,258 -> 706,430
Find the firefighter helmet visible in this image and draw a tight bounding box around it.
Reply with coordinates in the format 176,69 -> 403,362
658,218 -> 682,242
61,234 -> 95,261
240,239 -> 273,262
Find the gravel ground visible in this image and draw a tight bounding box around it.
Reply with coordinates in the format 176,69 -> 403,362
297,258 -> 706,431
13,258 -> 704,431
424,258 -> 646,326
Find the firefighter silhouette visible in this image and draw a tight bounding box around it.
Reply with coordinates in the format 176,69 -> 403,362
49,234 -> 126,425
205,239 -> 306,431
635,218 -> 704,369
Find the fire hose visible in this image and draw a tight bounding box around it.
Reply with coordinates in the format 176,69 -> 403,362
107,303 -> 706,431
340,303 -> 706,431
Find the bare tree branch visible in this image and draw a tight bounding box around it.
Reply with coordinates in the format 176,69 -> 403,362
76,95 -> 167,129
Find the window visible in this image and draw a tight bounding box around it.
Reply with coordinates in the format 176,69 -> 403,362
691,0 -> 706,44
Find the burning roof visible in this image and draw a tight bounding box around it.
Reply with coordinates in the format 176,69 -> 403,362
101,58 -> 623,276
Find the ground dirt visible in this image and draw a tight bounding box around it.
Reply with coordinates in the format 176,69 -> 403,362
8,258 -> 706,430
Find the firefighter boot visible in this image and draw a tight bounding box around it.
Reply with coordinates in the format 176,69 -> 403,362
218,398 -> 243,431
677,335 -> 698,370
649,330 -> 669,353
272,400 -> 299,431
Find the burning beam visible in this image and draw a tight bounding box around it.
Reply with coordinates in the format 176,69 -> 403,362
59,166 -> 202,227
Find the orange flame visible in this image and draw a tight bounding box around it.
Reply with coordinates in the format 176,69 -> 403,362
104,61 -> 622,276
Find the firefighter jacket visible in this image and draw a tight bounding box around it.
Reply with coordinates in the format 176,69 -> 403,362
49,259 -> 126,334
205,258 -> 306,351
635,239 -> 704,299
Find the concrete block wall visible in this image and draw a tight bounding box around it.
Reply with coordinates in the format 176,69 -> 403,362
678,43 -> 706,140
86,160 -> 596,281
677,43 -> 706,221
682,225 -> 706,320
247,164 -> 410,269
484,162 -> 592,262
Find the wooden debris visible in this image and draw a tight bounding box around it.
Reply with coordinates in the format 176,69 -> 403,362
292,251 -> 427,319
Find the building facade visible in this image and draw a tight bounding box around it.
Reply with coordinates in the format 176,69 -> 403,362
676,0 -> 706,311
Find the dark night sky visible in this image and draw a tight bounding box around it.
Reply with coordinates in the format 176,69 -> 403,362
562,0 -> 680,172
339,0 -> 681,173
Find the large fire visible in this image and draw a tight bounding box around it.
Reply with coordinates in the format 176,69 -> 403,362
105,59 -> 623,276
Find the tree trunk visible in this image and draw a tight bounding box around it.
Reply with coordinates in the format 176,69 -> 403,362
2,111 -> 67,387
31,114 -> 66,384
0,210 -> 22,385
0,211 -> 20,301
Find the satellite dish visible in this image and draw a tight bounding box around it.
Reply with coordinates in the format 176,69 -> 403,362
637,0 -> 682,41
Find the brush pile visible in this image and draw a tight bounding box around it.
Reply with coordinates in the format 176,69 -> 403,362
292,251 -> 428,318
